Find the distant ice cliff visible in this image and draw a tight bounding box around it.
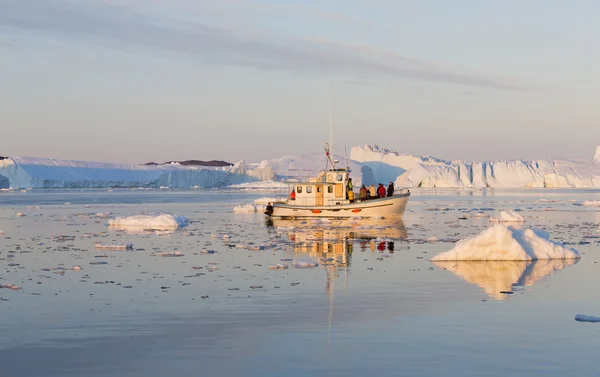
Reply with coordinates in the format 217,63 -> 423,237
350,144 -> 600,188
2,144 -> 600,189
0,157 -> 276,189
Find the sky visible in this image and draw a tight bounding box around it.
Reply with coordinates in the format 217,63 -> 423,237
1,0 -> 599,164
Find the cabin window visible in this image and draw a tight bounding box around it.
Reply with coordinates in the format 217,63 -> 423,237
317,186 -> 322,193
327,186 -> 333,193
297,186 -> 303,193
306,186 -> 313,193
336,174 -> 343,181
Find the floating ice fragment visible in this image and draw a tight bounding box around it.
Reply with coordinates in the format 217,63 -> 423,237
268,264 -> 289,270
292,260 -> 319,268
108,214 -> 188,229
431,224 -> 580,261
16,213 -> 26,217
160,251 -> 184,257
575,314 -> 600,323
72,265 -> 82,271
0,230 -> 5,235
233,204 -> 265,213
94,243 -> 133,250
574,200 -> 600,207
89,261 -> 108,265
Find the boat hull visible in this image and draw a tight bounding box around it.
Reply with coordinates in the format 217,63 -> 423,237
270,192 -> 410,219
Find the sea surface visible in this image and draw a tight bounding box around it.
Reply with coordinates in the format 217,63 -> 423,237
1,188 -> 600,377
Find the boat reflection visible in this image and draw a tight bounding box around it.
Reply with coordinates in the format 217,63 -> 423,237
268,218 -> 408,271
432,259 -> 579,300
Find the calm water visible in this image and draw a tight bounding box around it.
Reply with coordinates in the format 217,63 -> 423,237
1,188 -> 600,377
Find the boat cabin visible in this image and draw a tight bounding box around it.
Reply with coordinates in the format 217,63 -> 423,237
290,168 -> 351,206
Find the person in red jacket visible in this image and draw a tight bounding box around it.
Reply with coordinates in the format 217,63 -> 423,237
290,189 -> 296,200
377,183 -> 386,198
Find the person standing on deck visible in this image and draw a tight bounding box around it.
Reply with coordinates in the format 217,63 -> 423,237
346,178 -> 353,199
359,185 -> 367,201
387,182 -> 395,197
368,184 -> 376,199
290,189 -> 296,201
377,183 -> 386,198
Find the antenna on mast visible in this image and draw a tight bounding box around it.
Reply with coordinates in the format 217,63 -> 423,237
328,83 -> 333,159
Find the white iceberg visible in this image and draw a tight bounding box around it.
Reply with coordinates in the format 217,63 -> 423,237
94,243 -> 134,250
108,214 -> 188,229
0,156 -> 276,189
575,314 -> 600,323
291,260 -> 319,268
574,200 -> 600,207
350,144 -> 600,188
233,204 -> 264,213
490,210 -> 525,223
431,224 -> 580,261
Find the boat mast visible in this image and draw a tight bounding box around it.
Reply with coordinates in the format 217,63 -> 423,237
329,83 -> 333,161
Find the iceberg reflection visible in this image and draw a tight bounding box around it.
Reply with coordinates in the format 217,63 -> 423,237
431,259 -> 579,300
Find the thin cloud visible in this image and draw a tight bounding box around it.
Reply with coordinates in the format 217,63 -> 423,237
0,0 -> 525,90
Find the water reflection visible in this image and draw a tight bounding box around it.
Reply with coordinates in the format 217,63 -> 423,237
432,259 -> 579,300
269,218 -> 407,271
108,225 -> 177,236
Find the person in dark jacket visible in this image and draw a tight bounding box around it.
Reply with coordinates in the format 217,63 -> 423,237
265,203 -> 273,216
387,182 -> 394,197
359,185 -> 367,201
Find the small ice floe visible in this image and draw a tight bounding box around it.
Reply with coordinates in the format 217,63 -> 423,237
211,234 -> 230,239
94,243 -> 133,250
16,212 -> 26,217
108,214 -> 188,229
539,199 -> 560,203
72,265 -> 82,271
233,204 -> 264,213
0,230 -> 5,235
89,261 -> 108,265
160,251 -> 184,257
489,210 -> 525,223
431,224 -> 580,261
574,200 -> 600,207
291,260 -> 319,269
96,212 -> 112,218
268,264 -> 289,270
575,314 -> 600,323
0,283 -> 22,290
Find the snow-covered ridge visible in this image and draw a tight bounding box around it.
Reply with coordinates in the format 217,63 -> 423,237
0,156 -> 276,189
351,144 -> 600,188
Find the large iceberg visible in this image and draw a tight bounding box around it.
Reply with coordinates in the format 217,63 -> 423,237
0,156 -> 276,189
268,153 -> 374,187
351,144 -> 600,188
431,224 -> 580,261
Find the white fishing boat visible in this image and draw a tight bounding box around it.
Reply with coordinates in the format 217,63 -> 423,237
266,144 -> 410,219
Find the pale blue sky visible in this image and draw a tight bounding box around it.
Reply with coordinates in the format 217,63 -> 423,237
1,0 -> 599,163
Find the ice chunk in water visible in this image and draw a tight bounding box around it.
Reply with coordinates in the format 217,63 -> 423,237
292,260 -> 319,268
575,314 -> 600,323
431,224 -> 580,261
108,214 -> 188,229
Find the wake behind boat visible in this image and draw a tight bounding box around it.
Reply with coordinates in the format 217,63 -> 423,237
266,144 -> 410,219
